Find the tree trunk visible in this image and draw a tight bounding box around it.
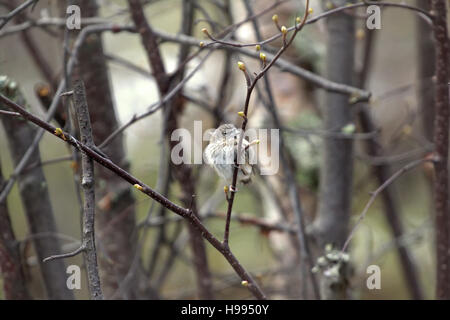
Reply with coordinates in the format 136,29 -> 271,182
313,0 -> 355,299
0,160 -> 31,299
0,78 -> 74,299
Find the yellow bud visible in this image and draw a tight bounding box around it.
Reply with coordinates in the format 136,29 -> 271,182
237,111 -> 245,118
201,28 -> 208,34
255,44 -> 261,51
237,61 -> 246,71
134,184 -> 144,191
199,41 -> 205,47
241,280 -> 249,287
308,7 -> 313,14
54,127 -> 66,140
254,139 -> 260,145
281,26 -> 287,34
54,127 -> 63,136
224,185 -> 229,193
326,2 -> 334,10
296,17 -> 301,24
272,14 -> 278,23
259,52 -> 266,62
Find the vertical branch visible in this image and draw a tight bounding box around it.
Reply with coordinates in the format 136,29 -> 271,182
0,77 -> 74,300
70,0 -> 142,299
312,0 -> 355,299
127,0 -> 214,299
242,0 -> 319,299
356,19 -> 423,299
431,0 -> 450,300
0,162 -> 31,299
73,80 -> 103,300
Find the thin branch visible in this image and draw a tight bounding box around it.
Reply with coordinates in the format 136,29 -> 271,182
341,155 -> 434,254
43,245 -> 85,263
0,24 -> 135,205
223,0 -> 310,249
0,93 -> 267,300
0,0 -> 38,30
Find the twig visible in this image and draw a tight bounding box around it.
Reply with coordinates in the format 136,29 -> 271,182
222,0 -> 310,249
98,50 -> 213,149
0,92 -> 267,300
0,109 -> 21,117
127,0 -> 214,299
0,0 -> 38,30
242,0 -> 319,299
0,18 -> 372,99
43,245 -> 85,263
341,155 -> 434,254
0,24 -> 135,205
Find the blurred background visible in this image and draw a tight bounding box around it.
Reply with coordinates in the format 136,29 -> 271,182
0,0 -> 444,299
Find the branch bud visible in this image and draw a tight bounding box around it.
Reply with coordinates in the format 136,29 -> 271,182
259,52 -> 266,63
54,127 -> 67,140
237,61 -> 246,71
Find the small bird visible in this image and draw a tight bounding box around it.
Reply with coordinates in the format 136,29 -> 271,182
204,124 -> 257,190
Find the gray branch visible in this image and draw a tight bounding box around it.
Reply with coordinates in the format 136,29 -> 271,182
73,80 -> 103,300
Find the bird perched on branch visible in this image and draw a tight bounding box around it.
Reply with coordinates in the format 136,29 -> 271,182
204,124 -> 258,191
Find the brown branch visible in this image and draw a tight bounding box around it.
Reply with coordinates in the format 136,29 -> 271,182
223,0 -> 311,248
431,0 -> 450,300
0,78 -> 74,300
127,0 -> 215,299
0,90 -> 266,300
0,162 -> 30,299
0,23 -> 135,205
341,155 -> 434,254
0,18 -> 371,99
241,0 -> 320,299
